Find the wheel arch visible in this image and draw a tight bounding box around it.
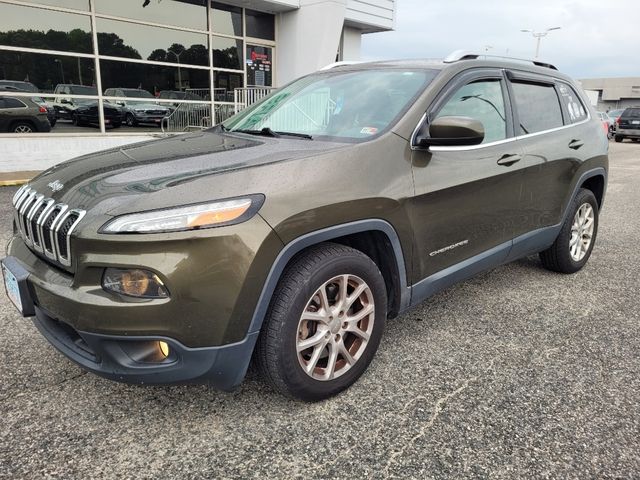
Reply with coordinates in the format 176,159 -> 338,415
580,173 -> 606,208
247,219 -> 410,336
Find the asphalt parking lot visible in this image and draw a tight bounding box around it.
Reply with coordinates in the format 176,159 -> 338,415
0,142 -> 639,479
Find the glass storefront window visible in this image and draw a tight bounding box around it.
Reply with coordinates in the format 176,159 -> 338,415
211,36 -> 242,70
246,9 -> 275,41
94,0 -> 208,32
0,1 -> 276,135
100,59 -> 210,93
213,71 -> 243,102
96,18 -> 209,66
17,0 -> 89,10
0,3 -> 92,54
211,2 -> 242,37
246,45 -> 272,87
0,51 -> 95,93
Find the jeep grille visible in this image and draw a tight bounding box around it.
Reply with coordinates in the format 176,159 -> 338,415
12,185 -> 86,267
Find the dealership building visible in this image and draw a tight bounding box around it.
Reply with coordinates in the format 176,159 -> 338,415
0,0 -> 396,176
579,77 -> 640,112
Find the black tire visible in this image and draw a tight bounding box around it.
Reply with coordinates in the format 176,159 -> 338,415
11,121 -> 35,133
255,243 -> 387,402
125,113 -> 138,127
72,114 -> 85,127
539,188 -> 599,274
614,135 -> 623,143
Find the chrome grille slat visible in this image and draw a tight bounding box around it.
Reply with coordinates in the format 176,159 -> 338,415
12,186 -> 85,268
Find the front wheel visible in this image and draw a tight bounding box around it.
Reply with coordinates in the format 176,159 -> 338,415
125,113 -> 138,127
255,243 -> 387,401
539,188 -> 599,274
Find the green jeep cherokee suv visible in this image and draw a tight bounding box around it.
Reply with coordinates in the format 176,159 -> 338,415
3,52 -> 608,401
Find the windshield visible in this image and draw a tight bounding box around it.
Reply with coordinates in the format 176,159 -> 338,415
122,89 -> 156,105
224,69 -> 437,140
69,86 -> 98,95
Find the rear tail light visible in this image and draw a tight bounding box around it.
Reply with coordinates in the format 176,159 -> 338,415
39,106 -> 47,113
616,117 -> 621,124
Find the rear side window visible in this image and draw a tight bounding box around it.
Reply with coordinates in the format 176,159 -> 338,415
622,108 -> 640,118
511,81 -> 563,135
3,98 -> 25,108
557,83 -> 588,124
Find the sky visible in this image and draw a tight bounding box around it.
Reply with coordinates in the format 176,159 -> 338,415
361,0 -> 639,79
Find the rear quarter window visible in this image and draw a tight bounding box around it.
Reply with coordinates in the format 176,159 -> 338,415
511,81 -> 563,135
557,83 -> 588,124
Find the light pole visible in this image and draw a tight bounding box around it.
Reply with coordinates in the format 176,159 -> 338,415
168,50 -> 184,90
520,27 -> 561,58
54,58 -> 65,84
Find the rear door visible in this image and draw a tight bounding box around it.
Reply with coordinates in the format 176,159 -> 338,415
509,73 -> 595,237
409,68 -> 525,282
0,98 -> 8,131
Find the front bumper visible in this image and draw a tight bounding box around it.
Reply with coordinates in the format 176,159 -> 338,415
34,305 -> 258,389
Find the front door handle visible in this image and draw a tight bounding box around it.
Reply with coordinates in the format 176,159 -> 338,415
569,139 -> 584,150
497,154 -> 522,167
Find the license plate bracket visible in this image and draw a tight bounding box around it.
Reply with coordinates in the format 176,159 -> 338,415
1,257 -> 35,317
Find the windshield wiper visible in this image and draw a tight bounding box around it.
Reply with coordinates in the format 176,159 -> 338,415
234,127 -> 280,137
234,127 -> 313,140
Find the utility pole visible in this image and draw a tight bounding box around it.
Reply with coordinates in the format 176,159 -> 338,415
520,27 -> 561,58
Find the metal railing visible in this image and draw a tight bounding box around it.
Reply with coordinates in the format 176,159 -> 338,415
161,103 -> 212,133
234,87 -> 277,114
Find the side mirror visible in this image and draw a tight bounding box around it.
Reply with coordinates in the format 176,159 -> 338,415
60,98 -> 71,105
117,101 -> 126,106
414,116 -> 485,148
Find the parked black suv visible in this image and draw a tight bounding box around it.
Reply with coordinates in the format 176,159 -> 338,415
3,52 -> 608,401
614,107 -> 640,142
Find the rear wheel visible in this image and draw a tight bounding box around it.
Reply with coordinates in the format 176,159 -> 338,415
11,122 -> 34,133
256,243 -> 387,401
614,135 -> 624,143
540,188 -> 599,274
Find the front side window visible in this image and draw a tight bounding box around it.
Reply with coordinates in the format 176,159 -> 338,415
225,69 -> 436,141
512,81 -> 563,134
436,79 -> 507,144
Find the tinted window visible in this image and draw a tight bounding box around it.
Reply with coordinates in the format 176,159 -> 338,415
96,18 -> 209,66
212,2 -> 243,36
0,2 -> 92,54
512,82 -> 563,134
246,9 -> 275,40
436,79 -> 507,143
94,0 -> 207,31
100,59 -> 210,93
212,36 -> 243,70
557,83 -> 588,124
622,108 -> 640,118
246,46 -> 273,87
4,98 -> 26,108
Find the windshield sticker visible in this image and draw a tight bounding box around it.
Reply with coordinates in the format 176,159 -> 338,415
360,127 -> 379,135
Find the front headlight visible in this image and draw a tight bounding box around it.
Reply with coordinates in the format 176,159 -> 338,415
100,195 -> 264,233
134,109 -> 146,113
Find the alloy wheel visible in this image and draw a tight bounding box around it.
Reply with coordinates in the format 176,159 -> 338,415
296,274 -> 375,381
14,125 -> 33,133
570,203 -> 595,261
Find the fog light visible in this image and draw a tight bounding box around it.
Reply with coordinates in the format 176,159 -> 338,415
158,341 -> 170,358
102,268 -> 169,298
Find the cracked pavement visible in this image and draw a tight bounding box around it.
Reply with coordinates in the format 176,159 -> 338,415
1,142 -> 639,479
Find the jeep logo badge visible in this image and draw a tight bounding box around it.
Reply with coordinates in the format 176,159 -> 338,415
48,180 -> 64,192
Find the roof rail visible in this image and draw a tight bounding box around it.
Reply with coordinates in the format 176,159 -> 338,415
443,50 -> 558,70
320,61 -> 364,71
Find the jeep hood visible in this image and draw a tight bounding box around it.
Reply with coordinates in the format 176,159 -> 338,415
27,130 -> 348,215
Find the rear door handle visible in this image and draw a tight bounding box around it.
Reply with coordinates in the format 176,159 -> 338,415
569,139 -> 584,150
497,154 -> 522,167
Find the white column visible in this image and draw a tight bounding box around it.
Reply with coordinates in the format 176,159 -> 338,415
275,0 -> 348,86
340,26 -> 362,61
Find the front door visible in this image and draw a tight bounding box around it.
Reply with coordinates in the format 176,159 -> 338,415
409,69 -> 525,284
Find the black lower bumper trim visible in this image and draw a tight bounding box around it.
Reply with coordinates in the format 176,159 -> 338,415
34,307 -> 258,391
